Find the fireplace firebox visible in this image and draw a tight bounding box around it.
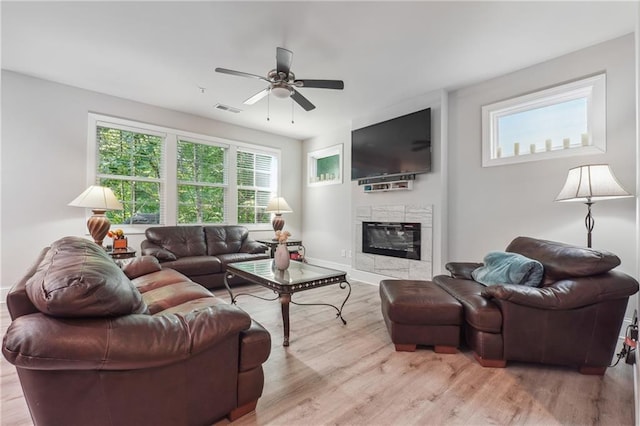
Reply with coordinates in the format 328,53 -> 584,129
362,222 -> 421,260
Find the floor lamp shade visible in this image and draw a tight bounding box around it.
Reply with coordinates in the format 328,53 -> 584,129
69,185 -> 123,246
265,197 -> 293,232
555,164 -> 632,247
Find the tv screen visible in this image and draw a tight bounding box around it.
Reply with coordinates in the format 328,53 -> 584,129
351,108 -> 431,181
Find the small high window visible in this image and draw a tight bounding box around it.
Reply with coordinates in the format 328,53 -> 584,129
482,73 -> 606,167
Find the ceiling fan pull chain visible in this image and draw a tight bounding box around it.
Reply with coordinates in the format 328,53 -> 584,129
267,93 -> 270,122
291,99 -> 295,124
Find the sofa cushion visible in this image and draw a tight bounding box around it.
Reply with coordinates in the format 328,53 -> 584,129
433,276 -> 503,333
472,251 -> 543,287
159,256 -> 223,276
205,225 -> 247,256
506,236 -> 620,285
217,252 -> 270,267
116,256 -> 162,279
145,226 -> 206,258
26,237 -> 147,318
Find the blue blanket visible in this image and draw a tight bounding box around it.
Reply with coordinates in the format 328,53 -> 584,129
472,251 -> 544,287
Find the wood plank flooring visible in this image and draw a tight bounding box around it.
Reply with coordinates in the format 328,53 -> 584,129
1,281 -> 635,425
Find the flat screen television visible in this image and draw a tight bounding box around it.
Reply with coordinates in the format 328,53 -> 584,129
351,108 -> 431,181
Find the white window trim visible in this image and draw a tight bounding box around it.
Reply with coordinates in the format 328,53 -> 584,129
307,144 -> 343,187
87,113 -> 280,233
481,73 -> 606,167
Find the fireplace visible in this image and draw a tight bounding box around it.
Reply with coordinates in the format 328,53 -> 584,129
362,222 -> 421,260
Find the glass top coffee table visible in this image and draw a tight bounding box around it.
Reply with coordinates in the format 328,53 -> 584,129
224,259 -> 351,346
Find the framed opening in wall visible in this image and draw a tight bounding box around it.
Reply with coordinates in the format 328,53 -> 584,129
308,144 -> 343,186
481,73 -> 606,167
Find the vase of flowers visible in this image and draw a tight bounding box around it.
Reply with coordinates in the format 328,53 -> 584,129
108,229 -> 128,249
274,230 -> 291,271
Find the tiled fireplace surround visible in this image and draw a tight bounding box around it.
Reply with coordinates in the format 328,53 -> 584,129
355,204 -> 433,280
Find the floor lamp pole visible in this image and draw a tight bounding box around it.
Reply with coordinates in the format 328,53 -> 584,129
584,200 -> 594,248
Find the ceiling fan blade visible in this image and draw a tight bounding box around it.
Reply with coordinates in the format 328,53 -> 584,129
291,89 -> 316,111
215,68 -> 269,83
276,47 -> 293,75
294,79 -> 344,90
243,87 -> 270,105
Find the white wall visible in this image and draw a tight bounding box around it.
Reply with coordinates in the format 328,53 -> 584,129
448,34 -> 637,276
1,71 -> 302,296
302,90 -> 447,282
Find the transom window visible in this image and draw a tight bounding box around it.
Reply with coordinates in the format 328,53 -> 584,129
89,114 -> 280,230
482,73 -> 606,167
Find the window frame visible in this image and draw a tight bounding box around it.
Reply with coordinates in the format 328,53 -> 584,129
481,73 -> 606,167
236,147 -> 279,227
307,144 -> 343,187
87,113 -> 281,233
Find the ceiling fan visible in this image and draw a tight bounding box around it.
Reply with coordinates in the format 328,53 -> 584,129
215,47 -> 344,112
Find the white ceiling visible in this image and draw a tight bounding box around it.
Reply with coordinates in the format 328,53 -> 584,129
2,1 -> 636,140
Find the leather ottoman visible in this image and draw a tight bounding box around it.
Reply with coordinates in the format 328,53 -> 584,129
380,280 -> 463,353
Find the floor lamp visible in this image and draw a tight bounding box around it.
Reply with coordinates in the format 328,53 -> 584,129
555,164 -> 632,248
69,185 -> 123,247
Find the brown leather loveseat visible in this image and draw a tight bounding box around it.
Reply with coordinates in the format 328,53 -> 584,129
433,236 -> 639,374
141,225 -> 269,289
3,236 -> 271,426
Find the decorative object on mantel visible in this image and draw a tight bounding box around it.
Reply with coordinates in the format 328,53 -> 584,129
555,164 -> 632,248
274,230 -> 292,271
265,197 -> 293,232
108,228 -> 128,249
68,185 -> 123,247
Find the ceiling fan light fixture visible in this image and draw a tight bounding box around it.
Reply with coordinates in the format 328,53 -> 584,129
271,85 -> 292,99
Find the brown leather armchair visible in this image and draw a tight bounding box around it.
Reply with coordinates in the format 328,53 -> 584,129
433,237 -> 639,374
3,237 -> 271,425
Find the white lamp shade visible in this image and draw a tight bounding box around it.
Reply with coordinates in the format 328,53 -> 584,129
555,164 -> 632,202
265,197 -> 293,213
69,185 -> 123,211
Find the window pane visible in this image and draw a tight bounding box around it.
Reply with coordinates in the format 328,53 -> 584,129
497,98 -> 588,156
177,140 -> 225,184
237,168 -> 254,186
177,184 -> 224,224
101,178 -> 161,225
97,127 -> 162,179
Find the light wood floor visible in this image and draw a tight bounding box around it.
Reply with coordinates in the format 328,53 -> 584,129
1,281 -> 636,425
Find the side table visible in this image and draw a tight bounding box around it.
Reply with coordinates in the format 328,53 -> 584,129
106,247 -> 136,260
257,239 -> 306,261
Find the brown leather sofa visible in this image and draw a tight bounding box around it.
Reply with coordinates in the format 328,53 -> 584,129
433,236 -> 639,374
3,236 -> 271,426
141,225 -> 269,289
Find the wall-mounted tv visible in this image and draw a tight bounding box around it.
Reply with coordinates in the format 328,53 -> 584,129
351,108 -> 431,181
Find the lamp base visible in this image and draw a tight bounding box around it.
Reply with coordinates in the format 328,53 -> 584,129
87,209 -> 111,247
272,214 -> 285,232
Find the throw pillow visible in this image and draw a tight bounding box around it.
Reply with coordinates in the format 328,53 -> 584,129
472,251 -> 544,287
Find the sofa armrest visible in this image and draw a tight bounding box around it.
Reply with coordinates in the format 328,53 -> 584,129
445,262 -> 483,279
482,270 -> 639,310
141,239 -> 177,261
240,240 -> 268,254
3,304 -> 251,371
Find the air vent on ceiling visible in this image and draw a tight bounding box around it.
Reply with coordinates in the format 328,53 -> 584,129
214,103 -> 242,113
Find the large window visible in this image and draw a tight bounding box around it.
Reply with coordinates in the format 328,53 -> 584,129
237,150 -> 275,225
96,125 -> 164,225
481,73 -> 606,167
89,114 -> 280,230
177,139 -> 227,224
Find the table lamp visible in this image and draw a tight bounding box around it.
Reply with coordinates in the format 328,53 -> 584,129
69,185 -> 123,247
265,197 -> 293,232
555,164 -> 632,248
